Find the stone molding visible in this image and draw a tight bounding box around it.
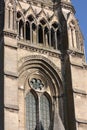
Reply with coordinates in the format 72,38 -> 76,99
18,42 -> 61,58
76,118 -> 87,125
4,104 -> 19,112
18,55 -> 63,96
73,88 -> 87,96
4,44 -> 17,50
4,31 -> 17,39
18,54 -> 61,75
4,70 -> 18,78
67,49 -> 84,58
71,62 -> 87,70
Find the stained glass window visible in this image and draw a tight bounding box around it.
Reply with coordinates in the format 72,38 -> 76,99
40,95 -> 50,130
25,84 -> 51,130
26,92 -> 36,130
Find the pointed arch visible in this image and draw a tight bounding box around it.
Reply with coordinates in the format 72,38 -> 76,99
40,18 -> 47,26
17,11 -> 22,19
52,22 -> 59,30
25,5 -> 36,20
37,9 -> 48,24
27,14 -> 34,22
49,14 -> 59,26
18,55 -> 63,96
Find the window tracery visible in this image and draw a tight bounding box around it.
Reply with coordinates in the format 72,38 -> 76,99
16,9 -> 61,51
7,1 -> 15,30
68,21 -> 77,49
24,72 -> 53,130
30,78 -> 44,90
68,20 -> 84,52
25,90 -> 51,130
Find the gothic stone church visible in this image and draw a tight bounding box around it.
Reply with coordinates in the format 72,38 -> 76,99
0,0 -> 87,130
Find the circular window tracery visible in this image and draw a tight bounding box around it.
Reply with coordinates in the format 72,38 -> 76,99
29,78 -> 45,91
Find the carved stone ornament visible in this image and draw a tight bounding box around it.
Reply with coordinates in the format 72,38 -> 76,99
29,78 -> 44,90
29,77 -> 45,92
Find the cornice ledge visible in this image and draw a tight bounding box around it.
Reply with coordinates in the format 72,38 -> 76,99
82,62 -> 87,69
73,88 -> 87,96
4,70 -> 18,78
4,104 -> 19,111
67,49 -> 84,58
71,62 -> 87,70
76,118 -> 87,124
4,31 -> 17,39
4,43 -> 17,49
70,62 -> 84,69
17,42 -> 61,58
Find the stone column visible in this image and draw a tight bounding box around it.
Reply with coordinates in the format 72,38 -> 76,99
13,10 -> 16,31
68,26 -> 73,49
36,26 -> 38,44
13,10 -> 15,30
5,8 -> 8,30
17,21 -> 19,37
10,9 -> 13,30
72,28 -> 77,48
43,28 -> 44,45
55,31 -> 57,50
49,29 -> 51,48
20,27 -> 23,39
8,9 -> 11,28
24,22 -> 26,40
30,23 -> 32,44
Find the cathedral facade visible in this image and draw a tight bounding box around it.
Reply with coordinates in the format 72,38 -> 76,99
0,0 -> 87,130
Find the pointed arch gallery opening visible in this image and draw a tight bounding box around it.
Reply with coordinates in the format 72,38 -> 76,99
16,11 -> 61,50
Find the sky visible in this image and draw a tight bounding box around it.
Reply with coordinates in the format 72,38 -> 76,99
71,0 -> 87,61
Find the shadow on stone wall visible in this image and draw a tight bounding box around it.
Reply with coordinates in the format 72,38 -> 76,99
0,0 -> 4,130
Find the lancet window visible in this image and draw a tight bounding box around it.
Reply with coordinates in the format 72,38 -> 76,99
67,20 -> 83,52
19,20 -> 24,39
68,21 -> 77,49
7,2 -> 15,30
25,91 -> 51,130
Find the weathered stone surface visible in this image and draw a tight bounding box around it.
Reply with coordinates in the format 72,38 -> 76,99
5,109 -> 18,130
0,0 -> 87,130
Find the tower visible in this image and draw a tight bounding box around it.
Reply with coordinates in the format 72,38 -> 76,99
0,0 -> 87,130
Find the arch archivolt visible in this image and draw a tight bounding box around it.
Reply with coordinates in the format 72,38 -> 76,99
18,55 -> 63,97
